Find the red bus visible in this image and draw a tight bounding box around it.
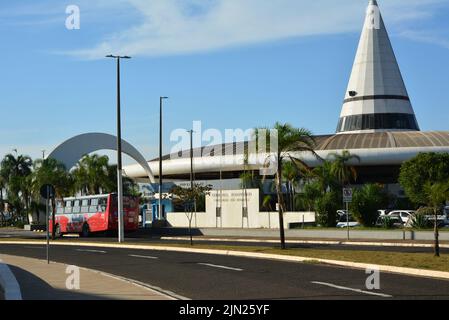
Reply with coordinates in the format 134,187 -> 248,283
50,193 -> 139,237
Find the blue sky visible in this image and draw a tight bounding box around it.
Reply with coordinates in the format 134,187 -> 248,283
1,0 -> 449,164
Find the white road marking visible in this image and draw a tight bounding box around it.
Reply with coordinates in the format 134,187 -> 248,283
129,254 -> 159,260
311,281 -> 393,298
198,263 -> 243,272
75,249 -> 107,254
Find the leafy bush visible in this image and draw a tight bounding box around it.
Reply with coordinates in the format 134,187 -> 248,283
381,216 -> 395,229
351,184 -> 389,227
410,209 -> 431,229
315,191 -> 339,227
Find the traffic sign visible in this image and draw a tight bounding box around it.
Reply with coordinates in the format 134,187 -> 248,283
40,184 -> 56,200
343,188 -> 353,203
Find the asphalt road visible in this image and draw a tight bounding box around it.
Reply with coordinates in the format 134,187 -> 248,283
1,243 -> 449,300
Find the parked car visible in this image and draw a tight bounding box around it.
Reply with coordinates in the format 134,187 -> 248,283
376,213 -> 404,228
387,210 -> 415,224
336,213 -> 361,228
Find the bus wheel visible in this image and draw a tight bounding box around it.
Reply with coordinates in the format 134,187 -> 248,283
55,225 -> 63,238
80,223 -> 90,238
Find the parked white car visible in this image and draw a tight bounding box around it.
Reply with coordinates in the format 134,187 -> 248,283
378,209 -> 389,216
336,213 -> 361,228
387,210 -> 415,224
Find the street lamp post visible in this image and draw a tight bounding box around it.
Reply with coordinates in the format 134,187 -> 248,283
187,130 -> 194,190
106,54 -> 131,243
187,129 -> 195,220
159,97 -> 168,221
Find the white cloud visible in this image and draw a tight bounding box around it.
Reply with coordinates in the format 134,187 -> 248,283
64,0 -> 448,59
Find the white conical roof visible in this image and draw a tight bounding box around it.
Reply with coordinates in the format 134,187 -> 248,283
337,0 -> 420,134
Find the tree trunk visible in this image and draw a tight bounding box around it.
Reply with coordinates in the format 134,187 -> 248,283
276,159 -> 286,250
434,208 -> 440,257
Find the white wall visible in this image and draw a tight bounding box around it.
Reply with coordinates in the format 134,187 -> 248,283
166,188 -> 316,229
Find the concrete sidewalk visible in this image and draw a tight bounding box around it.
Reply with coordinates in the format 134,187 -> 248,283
0,254 -> 174,300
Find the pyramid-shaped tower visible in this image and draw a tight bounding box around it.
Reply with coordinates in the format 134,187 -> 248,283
336,0 -> 420,134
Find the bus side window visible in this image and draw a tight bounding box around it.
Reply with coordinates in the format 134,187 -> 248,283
56,201 -> 64,215
81,199 -> 89,213
98,198 -> 107,213
64,201 -> 73,214
89,199 -> 99,213
72,200 -> 81,214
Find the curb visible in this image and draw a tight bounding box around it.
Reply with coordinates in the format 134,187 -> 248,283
2,240 -> 449,281
160,236 -> 449,249
0,258 -> 22,300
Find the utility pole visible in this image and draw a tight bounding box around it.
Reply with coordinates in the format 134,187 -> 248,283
158,97 -> 168,221
106,54 -> 131,243
187,130 -> 195,190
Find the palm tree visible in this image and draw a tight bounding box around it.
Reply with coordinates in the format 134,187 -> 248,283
1,154 -> 33,223
72,154 -> 110,195
328,150 -> 360,187
32,158 -> 74,239
255,122 -> 319,249
423,182 -> 449,257
311,161 -> 338,193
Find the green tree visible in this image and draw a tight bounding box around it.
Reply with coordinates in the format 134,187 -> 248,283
350,184 -> 388,227
399,153 -> 449,205
171,184 -> 212,245
32,158 -> 74,239
315,191 -> 339,227
295,182 -> 321,212
328,150 -> 360,187
422,182 -> 449,257
0,154 -> 33,223
72,154 -> 110,195
254,123 -> 319,249
310,160 -> 339,193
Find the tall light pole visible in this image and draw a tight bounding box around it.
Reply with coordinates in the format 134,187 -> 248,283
187,130 -> 195,190
158,96 -> 168,221
187,129 -> 196,217
106,54 -> 131,243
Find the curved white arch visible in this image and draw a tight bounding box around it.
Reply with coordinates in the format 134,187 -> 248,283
48,133 -> 155,183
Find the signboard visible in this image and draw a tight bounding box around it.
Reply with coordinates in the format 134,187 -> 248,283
343,188 -> 353,203
145,209 -> 153,224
